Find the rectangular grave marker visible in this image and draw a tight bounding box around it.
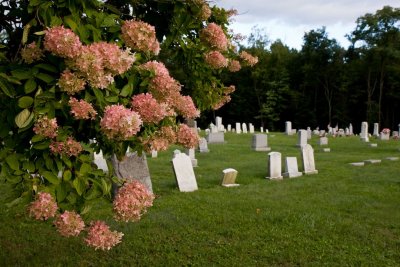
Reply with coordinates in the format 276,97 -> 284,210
221,168 -> 239,187
172,152 -> 198,192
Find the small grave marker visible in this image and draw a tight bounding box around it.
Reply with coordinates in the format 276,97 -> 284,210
221,168 -> 239,187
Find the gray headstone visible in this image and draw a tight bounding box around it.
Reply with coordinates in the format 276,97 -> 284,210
285,121 -> 292,135
227,124 -> 232,132
151,150 -> 158,158
297,129 -> 308,148
185,148 -> 198,167
266,152 -> 283,180
360,121 -> 369,142
373,123 -> 379,137
301,144 -> 318,175
249,124 -> 255,134
252,134 -> 271,151
172,152 -> 198,192
283,157 -> 302,178
317,137 -> 328,146
206,132 -> 224,144
221,168 -> 239,187
198,137 -> 210,153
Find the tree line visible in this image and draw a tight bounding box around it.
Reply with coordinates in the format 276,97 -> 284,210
211,6 -> 400,133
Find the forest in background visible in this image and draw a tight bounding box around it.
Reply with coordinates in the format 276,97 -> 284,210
207,6 -> 400,133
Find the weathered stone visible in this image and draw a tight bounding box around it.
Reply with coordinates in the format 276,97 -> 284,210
221,168 -> 239,187
172,152 -> 198,192
283,157 -> 302,178
252,134 -> 271,151
301,144 -> 318,175
266,152 -> 283,180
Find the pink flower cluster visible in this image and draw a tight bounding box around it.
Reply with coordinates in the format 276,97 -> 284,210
69,97 -> 97,120
173,95 -> 200,119
33,116 -> 58,139
54,210 -> 85,237
85,220 -> 124,250
240,51 -> 259,67
58,70 -> 86,95
228,60 -> 241,72
21,42 -> 44,64
176,124 -> 199,148
49,137 -> 83,157
131,93 -> 167,124
149,74 -> 182,102
200,23 -> 228,51
100,105 -> 142,141
113,180 -> 154,222
224,85 -> 236,95
140,60 -> 170,77
28,192 -> 58,221
121,20 -> 160,55
44,26 -> 82,58
212,95 -> 231,110
204,51 -> 228,69
199,4 -> 211,21
142,126 -> 177,152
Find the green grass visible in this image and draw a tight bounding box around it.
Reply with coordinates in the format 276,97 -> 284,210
1,132 -> 400,266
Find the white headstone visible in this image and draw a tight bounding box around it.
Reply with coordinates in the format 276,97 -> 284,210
266,152 -> 283,180
172,152 -> 198,192
373,123 -> 379,137
249,124 -> 255,134
349,123 -> 353,135
379,132 -> 390,140
283,157 -> 302,178
252,134 -> 271,151
360,121 -> 369,142
227,124 -> 232,132
260,127 -> 264,133
198,137 -> 210,153
306,127 -> 312,139
317,137 -> 328,146
301,144 -> 318,175
235,122 -> 241,134
285,121 -> 292,135
206,132 -> 224,143
221,168 -> 239,187
242,123 -> 248,133
216,116 -> 224,132
185,148 -> 198,167
151,150 -> 158,158
297,130 -> 308,148
94,150 -> 108,172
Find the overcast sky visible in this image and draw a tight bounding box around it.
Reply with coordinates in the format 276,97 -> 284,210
214,0 -> 400,49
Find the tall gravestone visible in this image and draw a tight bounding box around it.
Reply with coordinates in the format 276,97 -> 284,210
242,123 -> 248,133
227,124 -> 232,132
373,123 -> 379,137
249,124 -> 255,134
297,130 -> 308,148
252,134 -> 271,151
235,123 -> 241,134
266,152 -> 283,180
301,144 -> 318,175
306,127 -> 312,139
260,127 -> 264,133
360,121 -> 369,142
285,121 -> 292,135
349,123 -> 353,135
172,151 -> 198,192
283,157 -> 302,178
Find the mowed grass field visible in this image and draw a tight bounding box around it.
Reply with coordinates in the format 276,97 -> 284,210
1,132 -> 399,266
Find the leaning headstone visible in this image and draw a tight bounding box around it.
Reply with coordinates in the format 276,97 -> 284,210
242,123 -> 248,133
285,121 -> 293,135
172,152 -> 198,192
360,121 -> 369,142
221,168 -> 239,187
111,152 -> 153,192
185,148 -> 198,167
206,132 -> 224,144
373,123 -> 379,137
301,144 -> 318,175
252,134 -> 271,151
297,130 -> 308,148
266,152 -> 283,180
94,150 -> 109,172
283,157 -> 302,178
198,137 -> 210,153
235,122 -> 241,134
317,137 -> 328,146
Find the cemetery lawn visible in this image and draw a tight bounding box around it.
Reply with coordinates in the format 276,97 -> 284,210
1,133 -> 400,266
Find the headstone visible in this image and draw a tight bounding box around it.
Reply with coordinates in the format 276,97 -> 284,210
283,157 -> 302,178
297,130 -> 308,148
221,168 -> 239,187
364,159 -> 381,164
301,144 -> 318,175
151,150 -> 158,158
392,131 -> 399,138
379,130 -> 390,140
111,152 -> 153,192
328,126 -> 333,135
205,129 -> 210,134
266,152 -> 283,180
373,123 -> 379,137
210,124 -> 218,133
206,132 -> 224,144
313,129 -> 320,135
185,148 -> 198,167
227,124 -> 232,132
216,116 -> 224,132
319,130 -> 326,136
349,123 -> 353,135
172,152 -> 198,192
306,127 -> 312,139
235,122 -> 241,134
260,127 -> 264,133
345,128 -> 350,136
249,124 -> 255,134
285,121 -> 293,135
360,121 -> 369,142
242,123 -> 248,133
198,137 -> 210,153
317,137 -> 328,146
338,129 -> 345,137
252,134 -> 271,151
291,129 -> 297,135
94,150 -> 108,172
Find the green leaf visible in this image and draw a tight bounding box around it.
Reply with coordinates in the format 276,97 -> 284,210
24,78 -> 37,94
22,24 -> 31,45
18,96 -> 34,108
42,171 -> 60,185
105,95 -> 119,102
63,170 -> 72,181
84,185 -> 102,200
0,78 -> 14,97
92,88 -> 105,109
79,163 -> 92,175
6,154 -> 20,171
56,182 -> 68,202
35,73 -> 55,83
31,134 -> 45,143
34,64 -> 58,73
64,17 -> 78,31
23,161 -> 35,172
11,69 -> 32,80
120,83 -> 133,97
33,31 -> 46,35
32,140 -> 50,150
73,177 -> 87,196
15,109 -> 34,128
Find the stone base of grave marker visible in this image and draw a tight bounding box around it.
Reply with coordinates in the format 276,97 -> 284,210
364,159 -> 381,164
322,148 -> 331,152
349,162 -> 365,166
369,143 -> 378,147
385,157 -> 399,161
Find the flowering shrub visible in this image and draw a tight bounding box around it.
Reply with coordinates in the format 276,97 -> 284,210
33,116 -> 58,139
200,23 -> 228,51
20,42 -> 44,64
240,51 -> 259,67
54,211 -> 85,237
85,221 -> 124,250
58,70 -> 86,95
228,60 -> 241,72
69,98 -> 97,120
100,105 -> 142,141
172,95 -> 200,119
44,26 -> 82,58
204,51 -> 228,69
49,137 -> 83,157
113,180 -> 155,222
176,124 -> 199,148
131,93 -> 167,124
121,20 -> 160,55
28,192 -> 58,221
